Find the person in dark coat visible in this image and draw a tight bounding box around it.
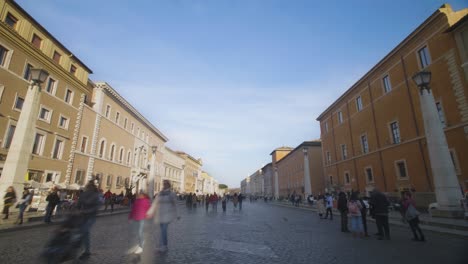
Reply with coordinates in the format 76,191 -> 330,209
337,191 -> 350,232
77,180 -> 100,260
370,188 -> 390,240
44,187 -> 60,223
358,193 -> 369,237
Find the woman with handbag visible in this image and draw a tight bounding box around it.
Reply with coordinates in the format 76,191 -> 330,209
403,191 -> 425,242
2,186 -> 17,220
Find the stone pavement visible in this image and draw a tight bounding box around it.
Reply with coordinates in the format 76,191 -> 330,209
0,201 -> 467,264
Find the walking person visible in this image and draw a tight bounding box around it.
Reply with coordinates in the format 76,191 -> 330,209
358,193 -> 369,237
2,186 -> 17,220
127,192 -> 151,255
205,194 -> 210,212
402,191 -> 425,242
317,194 -> 325,219
348,192 -> 364,238
192,193 -> 197,209
233,193 -> 239,209
222,195 -> 227,212
16,189 -> 34,225
44,187 -> 60,223
238,193 -> 243,210
103,189 -> 112,211
147,180 -> 179,253
370,188 -> 390,240
212,192 -> 219,212
324,193 -> 333,220
338,191 -> 350,232
77,180 -> 101,260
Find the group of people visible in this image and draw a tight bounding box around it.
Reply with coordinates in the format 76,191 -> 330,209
2,186 -> 34,225
315,188 -> 426,242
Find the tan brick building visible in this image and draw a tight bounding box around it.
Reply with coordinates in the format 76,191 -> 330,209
317,4 -> 468,205
177,151 -> 202,194
71,82 -> 168,195
273,141 -> 324,198
0,0 -> 92,201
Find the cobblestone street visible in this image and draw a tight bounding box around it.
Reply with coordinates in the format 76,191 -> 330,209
0,202 -> 467,264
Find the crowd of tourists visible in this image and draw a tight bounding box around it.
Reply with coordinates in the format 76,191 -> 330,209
315,188 -> 426,242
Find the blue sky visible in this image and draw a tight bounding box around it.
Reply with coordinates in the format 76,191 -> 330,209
17,0 -> 467,188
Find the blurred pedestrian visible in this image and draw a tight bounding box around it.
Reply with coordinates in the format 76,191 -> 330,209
317,194 -> 325,219
16,189 -> 34,225
44,187 -> 60,223
103,189 -> 112,211
233,193 -> 239,209
205,194 -> 210,212
370,188 -> 390,240
338,191 -> 349,232
324,193 -> 333,220
77,180 -> 100,260
147,180 -> 179,253
238,193 -> 243,210
127,192 -> 151,254
2,186 -> 17,220
402,191 -> 425,242
348,192 -> 364,238
212,192 -> 219,212
222,195 -> 227,212
192,193 -> 197,209
358,193 -> 369,237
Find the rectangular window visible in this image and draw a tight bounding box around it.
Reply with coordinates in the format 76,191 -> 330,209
70,65 -> 77,75
390,121 -> 400,144
0,45 -> 9,67
14,96 -> 24,110
106,175 -> 113,187
344,172 -> 350,184
59,116 -> 69,129
383,75 -> 392,93
23,63 -> 33,80
75,170 -> 85,184
366,168 -> 374,183
361,135 -> 369,154
5,12 -> 18,29
80,136 -> 88,153
53,51 -> 61,64
341,144 -> 347,160
52,139 -> 64,159
116,176 -> 122,187
4,125 -> 16,148
435,102 -> 446,127
326,151 -> 331,164
32,133 -> 44,155
45,77 -> 56,94
396,161 -> 408,178
105,105 -> 111,118
338,111 -> 343,124
39,107 -> 51,122
131,123 -> 134,132
31,34 -> 42,49
64,89 -> 73,104
418,46 -> 431,68
115,112 -> 120,124
356,96 -> 363,111
124,118 -> 128,129
325,121 -> 328,133
45,172 -> 54,182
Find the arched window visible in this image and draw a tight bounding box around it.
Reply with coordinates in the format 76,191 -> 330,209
110,144 -> 116,161
119,147 -> 124,163
99,139 -> 106,158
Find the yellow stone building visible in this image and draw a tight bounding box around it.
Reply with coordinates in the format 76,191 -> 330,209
317,4 -> 468,206
0,0 -> 92,200
176,151 -> 202,194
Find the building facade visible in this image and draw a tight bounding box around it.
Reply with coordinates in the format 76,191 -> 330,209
162,147 -> 184,193
274,141 -> 324,198
0,0 -> 93,203
317,4 -> 468,205
177,152 -> 202,194
71,82 -> 168,195
262,163 -> 273,197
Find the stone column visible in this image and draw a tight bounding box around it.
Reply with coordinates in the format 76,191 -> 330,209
274,167 -> 279,199
418,88 -> 463,216
0,83 -> 42,207
303,147 -> 312,198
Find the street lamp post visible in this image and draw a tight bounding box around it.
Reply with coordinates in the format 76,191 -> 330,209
0,69 -> 49,207
303,147 -> 312,199
412,70 -> 463,217
149,146 -> 157,200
